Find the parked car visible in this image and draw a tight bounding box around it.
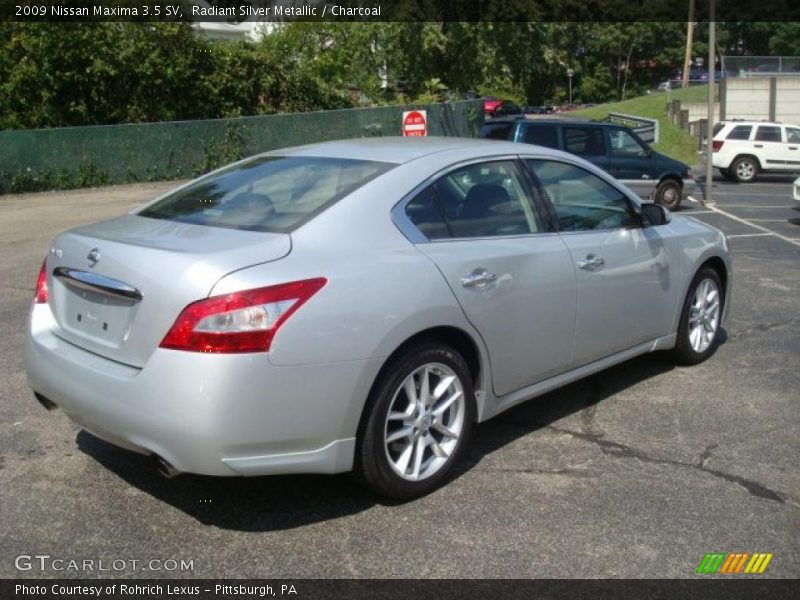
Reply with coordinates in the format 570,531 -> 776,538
482,96 -> 503,117
712,120 -> 800,182
479,117 -> 694,209
26,138 -> 730,500
492,102 -> 524,117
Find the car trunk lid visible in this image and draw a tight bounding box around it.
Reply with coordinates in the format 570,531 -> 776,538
46,214 -> 291,368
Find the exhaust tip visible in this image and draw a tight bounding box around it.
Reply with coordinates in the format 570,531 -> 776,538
34,392 -> 58,411
154,455 -> 181,479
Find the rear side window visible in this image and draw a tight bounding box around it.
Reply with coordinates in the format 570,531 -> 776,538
755,126 -> 782,142
138,156 -> 392,233
712,122 -> 725,136
404,187 -> 450,240
479,122 -> 513,140
726,125 -> 752,140
405,161 -> 542,240
521,124 -> 559,148
564,127 -> 606,157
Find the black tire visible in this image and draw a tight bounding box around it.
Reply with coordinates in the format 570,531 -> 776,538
354,342 -> 475,500
671,267 -> 724,365
731,156 -> 758,183
654,179 -> 682,210
719,168 -> 736,181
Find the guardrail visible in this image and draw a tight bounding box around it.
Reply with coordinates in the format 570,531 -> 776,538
604,112 -> 660,144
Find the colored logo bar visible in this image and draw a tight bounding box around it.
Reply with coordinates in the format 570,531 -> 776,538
696,552 -> 773,574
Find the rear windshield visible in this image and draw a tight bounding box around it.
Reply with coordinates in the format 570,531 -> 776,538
138,156 -> 393,232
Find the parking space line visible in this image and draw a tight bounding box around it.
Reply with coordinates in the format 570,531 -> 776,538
719,205 -> 794,209
685,210 -> 715,214
725,233 -> 772,239
708,205 -> 800,247
747,219 -> 791,222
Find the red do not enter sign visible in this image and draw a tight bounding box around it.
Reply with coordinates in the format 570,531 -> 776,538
402,110 -> 427,137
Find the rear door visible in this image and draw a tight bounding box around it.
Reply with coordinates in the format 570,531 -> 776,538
525,158 -> 677,366
404,158 -> 577,397
753,124 -> 785,170
604,127 -> 656,198
562,125 -> 610,173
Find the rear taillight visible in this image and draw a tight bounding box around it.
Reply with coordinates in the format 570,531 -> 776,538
34,260 -> 48,304
159,278 -> 326,353
712,140 -> 724,152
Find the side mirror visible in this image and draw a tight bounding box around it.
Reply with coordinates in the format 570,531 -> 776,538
641,202 -> 672,226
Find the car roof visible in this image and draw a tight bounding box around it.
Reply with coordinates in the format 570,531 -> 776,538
269,136 -> 543,165
483,117 -> 607,126
720,120 -> 783,126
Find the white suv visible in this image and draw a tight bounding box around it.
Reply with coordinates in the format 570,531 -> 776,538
711,120 -> 800,182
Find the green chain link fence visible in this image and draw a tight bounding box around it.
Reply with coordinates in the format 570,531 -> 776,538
0,100 -> 484,195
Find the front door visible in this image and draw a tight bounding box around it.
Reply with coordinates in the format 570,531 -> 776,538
404,159 -> 577,397
525,159 -> 677,367
605,127 -> 657,199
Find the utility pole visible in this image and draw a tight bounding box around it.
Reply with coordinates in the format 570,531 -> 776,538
567,68 -> 574,105
682,0 -> 695,88
704,2 -> 716,206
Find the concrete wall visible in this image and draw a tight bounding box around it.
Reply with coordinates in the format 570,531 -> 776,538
722,76 -> 800,124
682,102 -> 720,124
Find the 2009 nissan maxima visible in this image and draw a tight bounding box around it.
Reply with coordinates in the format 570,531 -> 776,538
25,137 -> 731,499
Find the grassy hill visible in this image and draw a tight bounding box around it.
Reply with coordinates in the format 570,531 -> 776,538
571,86 -> 712,165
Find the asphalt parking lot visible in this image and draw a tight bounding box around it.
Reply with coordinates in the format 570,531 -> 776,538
1,175 -> 798,579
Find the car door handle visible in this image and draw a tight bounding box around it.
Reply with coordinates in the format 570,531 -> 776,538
460,269 -> 498,287
789,146 -> 798,150
754,144 -> 763,148
576,254 -> 605,271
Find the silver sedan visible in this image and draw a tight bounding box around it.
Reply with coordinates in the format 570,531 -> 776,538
25,138 -> 731,499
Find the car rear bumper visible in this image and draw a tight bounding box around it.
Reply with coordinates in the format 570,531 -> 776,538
25,304 -> 381,477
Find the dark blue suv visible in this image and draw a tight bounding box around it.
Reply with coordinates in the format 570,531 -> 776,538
479,117 -> 694,210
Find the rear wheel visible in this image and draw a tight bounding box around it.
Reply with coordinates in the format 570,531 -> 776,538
655,179 -> 682,210
732,156 -> 758,182
354,343 -> 475,500
671,267 -> 723,365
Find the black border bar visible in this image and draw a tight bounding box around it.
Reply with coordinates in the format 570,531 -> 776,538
2,579 -> 798,600
2,0 -> 800,22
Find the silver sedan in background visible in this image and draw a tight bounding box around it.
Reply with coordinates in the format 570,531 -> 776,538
25,138 -> 731,499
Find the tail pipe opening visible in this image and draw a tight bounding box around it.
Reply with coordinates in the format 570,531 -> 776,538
34,392 -> 57,411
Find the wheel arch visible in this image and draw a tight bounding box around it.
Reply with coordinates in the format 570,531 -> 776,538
359,326 -> 486,433
698,256 -> 729,307
733,153 -> 762,170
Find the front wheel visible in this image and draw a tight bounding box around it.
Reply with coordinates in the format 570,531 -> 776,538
655,179 -> 682,210
671,267 -> 724,365
354,343 -> 475,500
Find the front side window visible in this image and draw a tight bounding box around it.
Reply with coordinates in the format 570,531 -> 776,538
786,127 -> 800,144
727,125 -> 753,140
564,127 -> 605,157
608,128 -> 648,158
420,161 -> 541,239
755,126 -> 782,142
526,160 -> 636,232
139,156 -> 392,232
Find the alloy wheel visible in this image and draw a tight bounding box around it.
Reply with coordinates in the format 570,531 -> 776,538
688,278 -> 721,353
383,363 -> 466,481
